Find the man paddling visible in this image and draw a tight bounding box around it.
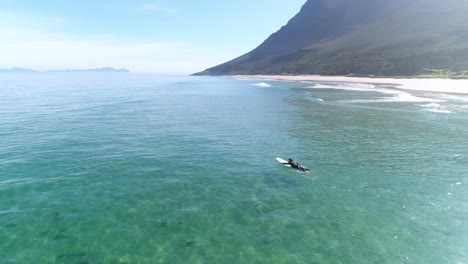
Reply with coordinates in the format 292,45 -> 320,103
287,158 -> 309,172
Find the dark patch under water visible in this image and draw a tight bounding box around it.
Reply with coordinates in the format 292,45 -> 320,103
56,252 -> 87,264
262,172 -> 298,187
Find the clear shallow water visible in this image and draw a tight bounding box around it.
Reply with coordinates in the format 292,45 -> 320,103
0,73 -> 467,263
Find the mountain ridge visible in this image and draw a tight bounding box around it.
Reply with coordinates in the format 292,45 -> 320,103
196,0 -> 468,77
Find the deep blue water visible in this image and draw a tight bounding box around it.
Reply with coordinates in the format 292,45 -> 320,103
1,73 -> 467,263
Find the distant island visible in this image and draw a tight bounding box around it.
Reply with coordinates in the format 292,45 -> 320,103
47,67 -> 130,73
195,0 -> 468,78
0,67 -> 37,73
0,67 -> 130,73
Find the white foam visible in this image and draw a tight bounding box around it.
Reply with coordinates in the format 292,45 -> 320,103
309,97 -> 324,102
436,93 -> 468,102
419,103 -> 450,113
309,83 -> 384,93
308,83 -> 438,103
422,108 -> 452,114
314,80 -> 447,104
245,75 -> 468,94
253,82 -> 271,88
420,103 -> 468,113
447,104 -> 468,113
311,84 -> 335,89
394,93 -> 443,103
420,103 -> 442,108
340,92 -> 444,104
457,104 -> 468,110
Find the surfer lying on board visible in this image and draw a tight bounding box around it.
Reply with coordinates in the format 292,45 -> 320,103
287,158 -> 310,172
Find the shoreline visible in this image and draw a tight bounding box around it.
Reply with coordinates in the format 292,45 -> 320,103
238,75 -> 468,95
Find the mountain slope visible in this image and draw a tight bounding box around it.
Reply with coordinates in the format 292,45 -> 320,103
196,0 -> 468,76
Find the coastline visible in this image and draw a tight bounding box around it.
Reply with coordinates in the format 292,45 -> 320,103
238,75 -> 468,95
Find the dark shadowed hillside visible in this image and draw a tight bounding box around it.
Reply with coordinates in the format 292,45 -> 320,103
196,0 -> 468,77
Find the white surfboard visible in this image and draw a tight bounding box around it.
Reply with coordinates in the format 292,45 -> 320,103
276,157 -> 311,172
276,157 -> 291,167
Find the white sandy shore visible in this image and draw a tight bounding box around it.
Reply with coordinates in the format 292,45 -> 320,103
240,75 -> 468,95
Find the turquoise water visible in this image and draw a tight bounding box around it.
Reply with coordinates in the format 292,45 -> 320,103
1,74 -> 467,263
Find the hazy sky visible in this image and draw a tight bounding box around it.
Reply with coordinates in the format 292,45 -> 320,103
0,0 -> 305,74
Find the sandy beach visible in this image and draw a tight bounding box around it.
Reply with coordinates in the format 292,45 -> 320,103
241,75 -> 468,95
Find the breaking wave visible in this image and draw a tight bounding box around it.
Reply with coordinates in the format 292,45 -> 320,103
253,82 -> 271,87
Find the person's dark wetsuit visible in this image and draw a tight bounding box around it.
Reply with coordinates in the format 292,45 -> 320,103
288,158 -> 308,172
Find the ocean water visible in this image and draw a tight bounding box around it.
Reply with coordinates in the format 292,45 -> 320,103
0,73 -> 467,264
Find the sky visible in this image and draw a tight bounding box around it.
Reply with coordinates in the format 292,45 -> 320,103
0,0 -> 305,74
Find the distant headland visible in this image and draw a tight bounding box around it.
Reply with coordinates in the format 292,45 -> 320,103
0,67 -> 130,73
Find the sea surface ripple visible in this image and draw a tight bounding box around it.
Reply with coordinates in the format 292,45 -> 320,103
0,73 -> 467,263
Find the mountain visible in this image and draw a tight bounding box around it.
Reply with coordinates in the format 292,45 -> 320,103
196,0 -> 468,77
0,67 -> 37,73
0,67 -> 129,73
92,67 -> 129,73
46,67 -> 130,73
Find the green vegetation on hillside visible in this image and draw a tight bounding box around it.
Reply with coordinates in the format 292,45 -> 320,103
415,69 -> 468,78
